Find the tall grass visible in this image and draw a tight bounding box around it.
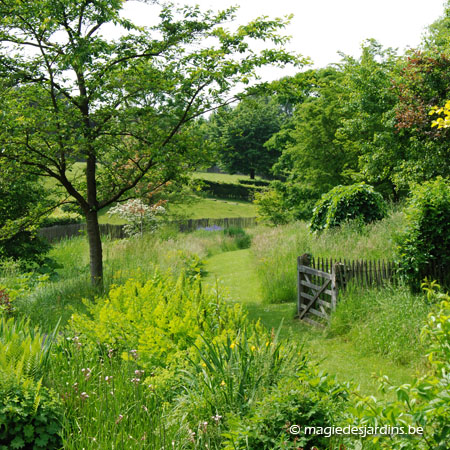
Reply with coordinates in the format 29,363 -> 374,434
327,284 -> 429,366
6,228 -> 252,329
252,212 -> 404,303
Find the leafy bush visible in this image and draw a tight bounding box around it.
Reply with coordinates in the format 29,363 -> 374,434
310,183 -> 387,232
69,270 -> 246,371
223,372 -> 348,450
238,179 -> 270,187
0,166 -> 51,266
348,287 -> 450,449
255,182 -> 319,225
0,376 -> 63,450
199,179 -> 263,201
0,317 -> 62,449
396,177 -> 450,289
107,199 -> 166,237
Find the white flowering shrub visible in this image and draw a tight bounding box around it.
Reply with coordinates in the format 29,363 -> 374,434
107,199 -> 165,237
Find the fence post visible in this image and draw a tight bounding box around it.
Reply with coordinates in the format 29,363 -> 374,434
331,262 -> 346,310
297,253 -> 311,318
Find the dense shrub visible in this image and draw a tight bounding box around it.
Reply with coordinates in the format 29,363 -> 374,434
238,179 -> 270,187
223,373 -> 348,450
0,167 -> 51,266
69,270 -> 246,371
174,327 -> 349,449
396,177 -> 450,288
0,377 -> 63,450
255,181 -> 319,225
199,179 -> 263,201
310,183 -> 387,232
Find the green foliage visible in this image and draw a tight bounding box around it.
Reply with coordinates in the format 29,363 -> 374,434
69,270 -> 247,371
254,188 -> 292,225
393,51 -> 450,186
0,164 -> 51,267
223,371 -> 348,450
0,317 -> 62,450
48,336 -> 168,449
0,377 -> 63,450
238,179 -> 270,187
223,227 -> 252,249
310,183 -> 387,232
0,0 -> 303,284
252,212 -> 403,303
348,287 -> 450,449
207,96 -> 286,179
174,325 -> 349,449
396,177 -> 450,288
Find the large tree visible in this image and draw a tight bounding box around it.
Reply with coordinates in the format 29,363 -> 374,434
209,95 -> 286,179
0,0 -> 303,284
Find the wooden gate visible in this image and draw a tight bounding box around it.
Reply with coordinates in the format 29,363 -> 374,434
296,253 -> 344,327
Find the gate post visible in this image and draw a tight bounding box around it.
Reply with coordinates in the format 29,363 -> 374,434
297,253 -> 311,317
331,262 -> 346,309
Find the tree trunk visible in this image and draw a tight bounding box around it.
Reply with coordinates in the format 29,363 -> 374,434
249,168 -> 255,179
85,209 -> 103,286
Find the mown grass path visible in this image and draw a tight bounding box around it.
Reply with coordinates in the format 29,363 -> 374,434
204,248 -> 418,396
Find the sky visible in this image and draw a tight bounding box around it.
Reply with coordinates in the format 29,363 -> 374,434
118,0 -> 447,81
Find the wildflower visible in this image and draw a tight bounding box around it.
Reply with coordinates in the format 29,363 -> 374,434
72,382 -> 78,392
201,362 -> 207,368
72,335 -> 82,349
134,369 -> 144,377
212,414 -> 222,424
220,380 -> 226,387
200,421 -> 208,433
250,345 -> 256,352
129,349 -> 138,360
81,367 -> 92,380
187,429 -> 196,443
105,376 -> 113,383
131,377 -> 140,385
80,392 -> 89,400
115,414 -> 124,424
108,348 -> 114,359
230,342 -> 236,349
142,405 -> 148,412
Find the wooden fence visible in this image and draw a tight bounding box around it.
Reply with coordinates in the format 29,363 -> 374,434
38,217 -> 257,242
297,253 -> 398,327
297,253 -> 449,326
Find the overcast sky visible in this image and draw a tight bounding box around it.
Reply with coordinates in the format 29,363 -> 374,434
118,0 -> 446,80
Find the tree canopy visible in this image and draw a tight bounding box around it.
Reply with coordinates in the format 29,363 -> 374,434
0,0 -> 304,283
207,95 -> 285,179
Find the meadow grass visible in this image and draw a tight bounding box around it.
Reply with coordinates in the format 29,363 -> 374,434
203,248 -> 426,396
6,227 -> 253,329
252,212 -> 405,304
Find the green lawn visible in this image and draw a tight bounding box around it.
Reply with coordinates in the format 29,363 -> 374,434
204,248 -> 418,396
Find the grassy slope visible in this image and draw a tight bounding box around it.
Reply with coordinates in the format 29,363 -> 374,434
204,248 -> 417,396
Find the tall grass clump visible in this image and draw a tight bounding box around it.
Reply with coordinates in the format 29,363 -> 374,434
328,284 -> 430,366
252,211 -> 404,303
